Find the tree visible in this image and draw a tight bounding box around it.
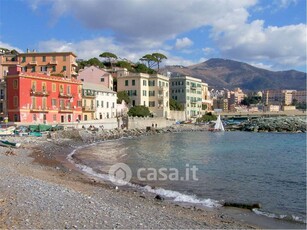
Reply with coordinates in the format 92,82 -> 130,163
116,60 -> 133,71
77,58 -> 104,70
152,53 -> 167,72
196,112 -> 217,123
134,63 -> 156,74
99,52 -> 118,68
170,99 -> 184,111
128,106 -> 151,117
139,54 -> 158,69
117,91 -> 131,104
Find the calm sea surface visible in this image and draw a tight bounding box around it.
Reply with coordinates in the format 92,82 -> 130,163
73,131 -> 306,223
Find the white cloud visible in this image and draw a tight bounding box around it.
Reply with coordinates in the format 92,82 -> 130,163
0,41 -> 23,53
175,37 -> 193,50
27,0 -> 306,70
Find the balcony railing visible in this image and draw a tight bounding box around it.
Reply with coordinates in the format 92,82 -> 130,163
83,93 -> 95,98
82,106 -> 96,112
30,90 -> 50,96
2,60 -> 18,65
30,106 -> 49,113
49,60 -> 58,65
28,61 -> 37,65
59,92 -> 73,98
59,106 -> 74,113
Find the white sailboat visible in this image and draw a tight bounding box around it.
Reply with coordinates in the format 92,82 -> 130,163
214,115 -> 225,131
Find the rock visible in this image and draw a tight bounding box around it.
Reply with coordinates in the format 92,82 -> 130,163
154,195 -> 164,201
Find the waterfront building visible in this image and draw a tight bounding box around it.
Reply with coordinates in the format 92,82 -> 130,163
77,65 -> 114,90
116,69 -> 170,118
201,82 -> 212,111
292,90 -> 306,104
82,82 -> 117,121
170,75 -> 203,119
0,80 -> 7,121
17,50 -> 78,78
0,49 -> 19,79
263,90 -> 295,106
5,65 -> 82,123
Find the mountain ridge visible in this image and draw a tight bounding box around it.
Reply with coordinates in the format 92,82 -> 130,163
162,58 -> 306,91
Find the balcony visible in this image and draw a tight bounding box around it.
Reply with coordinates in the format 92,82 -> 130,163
30,106 -> 49,113
83,93 -> 95,98
157,94 -> 164,99
28,61 -> 37,65
71,61 -> 78,67
82,106 -> 96,112
30,90 -> 50,96
2,60 -> 18,65
190,86 -> 197,90
49,60 -> 58,65
59,106 -> 74,113
59,92 -> 73,98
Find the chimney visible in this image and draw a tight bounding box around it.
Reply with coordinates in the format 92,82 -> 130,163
8,65 -> 22,75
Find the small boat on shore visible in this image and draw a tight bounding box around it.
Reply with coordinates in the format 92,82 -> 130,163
0,140 -> 21,148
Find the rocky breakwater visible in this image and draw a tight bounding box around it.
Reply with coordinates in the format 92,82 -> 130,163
52,124 -> 209,144
226,116 -> 306,133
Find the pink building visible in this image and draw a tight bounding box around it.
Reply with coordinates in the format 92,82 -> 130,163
77,66 -> 114,90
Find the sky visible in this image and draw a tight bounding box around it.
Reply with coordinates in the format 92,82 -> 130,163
0,0 -> 306,72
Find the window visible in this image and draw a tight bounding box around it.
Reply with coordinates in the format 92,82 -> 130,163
143,80 -> 147,86
143,90 -> 147,96
63,56 -> 66,61
101,101 -> 104,108
53,114 -> 57,122
33,114 -> 37,121
107,102 -> 109,108
125,80 -> 128,86
149,101 -> 155,107
59,84 -> 64,93
63,66 -> 67,71
13,79 -> 18,89
52,83 -> 56,92
77,100 -> 82,107
149,91 -> 155,96
52,66 -> 56,72
31,81 -> 36,91
32,56 -> 36,61
67,85 -> 71,94
42,98 -> 47,110
132,80 -> 135,86
42,82 -> 47,92
97,101 -> 99,107
101,78 -> 105,82
13,96 -> 18,107
41,66 -> 47,71
51,99 -> 57,107
31,66 -> 36,72
112,102 -> 114,108
14,114 -> 19,122
42,56 -> 46,62
22,57 -> 26,63
52,56 -> 56,61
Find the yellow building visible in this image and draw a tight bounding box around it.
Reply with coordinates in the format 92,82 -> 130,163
116,69 -> 170,118
18,51 -> 78,78
263,90 -> 295,106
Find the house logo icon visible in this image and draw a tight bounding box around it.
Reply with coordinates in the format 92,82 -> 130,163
109,163 -> 132,186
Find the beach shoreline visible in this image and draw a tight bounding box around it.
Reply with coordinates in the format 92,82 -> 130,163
0,127 -> 305,229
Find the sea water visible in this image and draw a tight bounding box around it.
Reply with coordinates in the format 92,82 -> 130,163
72,131 -> 306,223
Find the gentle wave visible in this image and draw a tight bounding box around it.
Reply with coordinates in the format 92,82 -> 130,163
252,208 -> 307,224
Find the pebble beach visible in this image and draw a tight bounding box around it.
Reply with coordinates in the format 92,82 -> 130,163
0,126 -> 304,229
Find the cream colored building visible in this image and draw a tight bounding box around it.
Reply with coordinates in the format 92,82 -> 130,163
263,90 -> 295,106
82,82 -> 117,121
201,82 -> 212,111
170,75 -> 203,119
116,69 -> 170,118
0,50 -> 19,79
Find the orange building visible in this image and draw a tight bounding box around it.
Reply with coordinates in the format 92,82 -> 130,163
17,51 -> 78,78
5,65 -> 82,123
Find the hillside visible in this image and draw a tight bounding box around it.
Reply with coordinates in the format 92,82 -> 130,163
162,58 -> 306,90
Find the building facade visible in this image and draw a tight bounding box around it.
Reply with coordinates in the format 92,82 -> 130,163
17,51 -> 78,78
170,75 -> 203,119
292,90 -> 306,104
82,82 -> 117,121
263,90 -> 295,106
117,69 -> 170,118
5,65 -> 82,123
77,65 -> 114,90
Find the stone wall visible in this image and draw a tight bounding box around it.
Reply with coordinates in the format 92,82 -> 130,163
169,110 -> 186,122
128,117 -> 175,129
